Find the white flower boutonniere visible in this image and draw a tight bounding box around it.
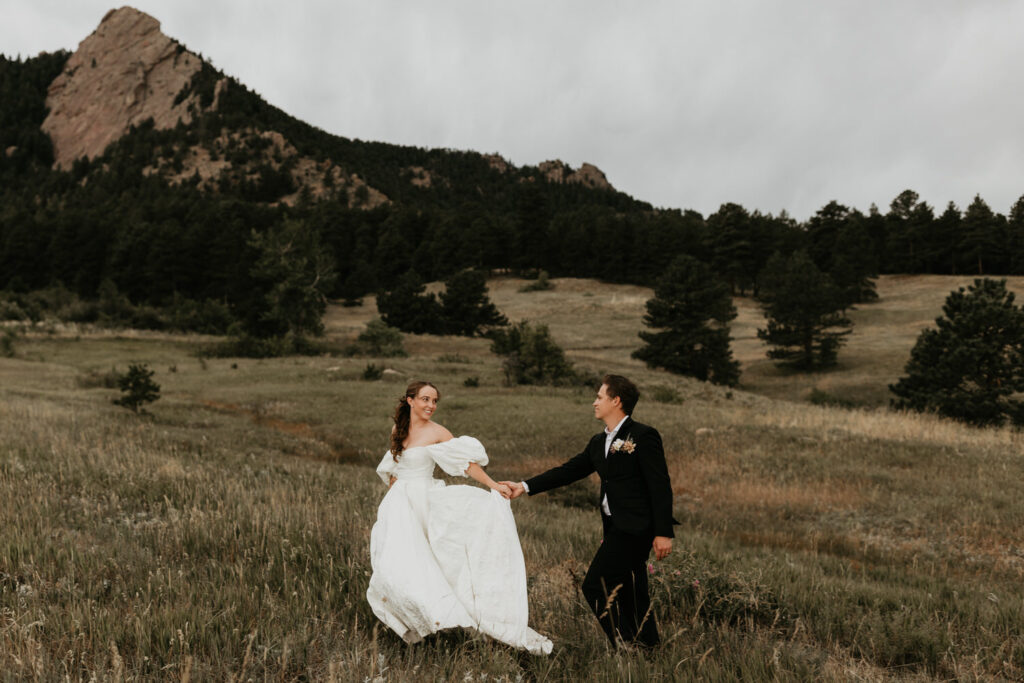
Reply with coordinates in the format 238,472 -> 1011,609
610,437 -> 637,454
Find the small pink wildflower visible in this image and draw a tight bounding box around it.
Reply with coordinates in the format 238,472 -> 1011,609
647,563 -> 656,575
692,579 -> 700,588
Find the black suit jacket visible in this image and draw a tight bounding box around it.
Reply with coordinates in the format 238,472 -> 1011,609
525,418 -> 677,538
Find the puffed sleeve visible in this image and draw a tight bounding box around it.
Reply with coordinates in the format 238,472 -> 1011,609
375,450 -> 397,485
429,436 -> 489,477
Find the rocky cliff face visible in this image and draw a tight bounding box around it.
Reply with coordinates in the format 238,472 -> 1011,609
36,6 -> 614,206
42,6 -> 204,169
538,160 -> 613,190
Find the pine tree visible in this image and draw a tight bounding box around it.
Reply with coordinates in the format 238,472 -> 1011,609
246,219 -> 337,339
1010,195 -> 1024,275
339,262 -> 377,307
632,254 -> 740,385
439,269 -> 508,336
707,203 -> 753,295
756,251 -> 852,370
960,195 -> 1004,275
375,270 -> 444,334
890,278 -> 1024,427
114,363 -> 161,413
830,219 -> 879,307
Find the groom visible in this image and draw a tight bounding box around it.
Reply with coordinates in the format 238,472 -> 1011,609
503,374 -> 676,649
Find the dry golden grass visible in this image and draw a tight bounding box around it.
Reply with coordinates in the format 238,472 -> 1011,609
732,274 -> 1024,405
3,274 -> 1024,680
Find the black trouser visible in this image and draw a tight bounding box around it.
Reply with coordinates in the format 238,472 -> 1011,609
581,516 -> 659,647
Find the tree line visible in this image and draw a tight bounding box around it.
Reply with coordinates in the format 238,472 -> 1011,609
3,50 -> 1024,427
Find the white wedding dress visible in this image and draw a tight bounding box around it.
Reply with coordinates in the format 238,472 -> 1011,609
366,436 -> 552,655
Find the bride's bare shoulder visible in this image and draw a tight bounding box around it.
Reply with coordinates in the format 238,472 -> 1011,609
429,422 -> 454,443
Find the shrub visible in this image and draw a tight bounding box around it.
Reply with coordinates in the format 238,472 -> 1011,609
1,330 -> 17,358
463,376 -> 479,388
0,299 -> 28,322
203,333 -> 327,358
489,321 -> 576,386
77,367 -> 122,389
519,269 -> 553,293
345,318 -> 406,357
362,363 -> 384,381
649,385 -> 683,404
808,388 -> 856,408
113,364 -> 161,413
167,296 -> 234,334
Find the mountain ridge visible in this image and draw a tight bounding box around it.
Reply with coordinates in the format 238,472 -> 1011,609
35,6 -> 621,207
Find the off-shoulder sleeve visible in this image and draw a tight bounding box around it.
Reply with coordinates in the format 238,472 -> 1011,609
375,450 -> 397,485
429,436 -> 489,477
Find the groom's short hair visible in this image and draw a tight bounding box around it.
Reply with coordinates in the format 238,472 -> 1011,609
602,374 -> 639,415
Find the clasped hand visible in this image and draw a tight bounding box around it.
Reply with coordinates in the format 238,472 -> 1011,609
498,481 -> 525,499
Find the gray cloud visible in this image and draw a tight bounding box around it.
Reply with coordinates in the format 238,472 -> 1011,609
3,0 -> 1023,219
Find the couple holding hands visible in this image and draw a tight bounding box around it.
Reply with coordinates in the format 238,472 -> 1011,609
366,374 -> 677,655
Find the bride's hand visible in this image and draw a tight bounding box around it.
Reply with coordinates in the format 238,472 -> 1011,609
493,483 -> 512,499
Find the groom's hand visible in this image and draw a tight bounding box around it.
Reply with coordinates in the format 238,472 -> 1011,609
653,536 -> 672,561
500,481 -> 525,499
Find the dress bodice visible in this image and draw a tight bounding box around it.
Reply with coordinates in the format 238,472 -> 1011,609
376,436 -> 489,485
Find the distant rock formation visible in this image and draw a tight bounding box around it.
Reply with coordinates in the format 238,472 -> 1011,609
36,6 -> 613,207
484,153 -> 511,174
42,7 -> 206,169
538,160 -> 613,191
402,165 -> 448,189
144,128 -> 388,208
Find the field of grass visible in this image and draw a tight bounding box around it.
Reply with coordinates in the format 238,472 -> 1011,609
2,275 -> 1024,680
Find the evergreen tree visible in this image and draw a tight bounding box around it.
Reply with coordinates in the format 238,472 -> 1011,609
884,190 -> 933,273
114,363 -> 161,413
933,202 -> 963,274
339,261 -> 377,307
246,218 -> 337,338
830,219 -> 879,306
960,195 -> 1005,275
890,279 -> 1024,427
375,270 -> 444,334
706,203 -> 753,295
439,269 -> 508,336
806,200 -> 851,273
756,250 -> 852,370
632,254 -> 739,385
1009,195 -> 1024,275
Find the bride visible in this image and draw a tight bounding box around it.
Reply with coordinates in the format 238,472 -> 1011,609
366,380 -> 552,655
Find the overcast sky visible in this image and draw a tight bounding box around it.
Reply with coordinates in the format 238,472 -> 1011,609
3,1 -> 1024,220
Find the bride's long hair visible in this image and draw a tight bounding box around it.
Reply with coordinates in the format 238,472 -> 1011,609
391,380 -> 439,461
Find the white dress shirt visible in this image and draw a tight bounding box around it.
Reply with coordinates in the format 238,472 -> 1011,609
601,415 -> 630,516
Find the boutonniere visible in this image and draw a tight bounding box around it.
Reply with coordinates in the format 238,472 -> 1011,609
610,437 -> 636,454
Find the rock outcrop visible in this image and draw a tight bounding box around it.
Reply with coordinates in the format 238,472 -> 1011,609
484,153 -> 511,174
42,6 -> 204,169
145,128 -> 389,209
537,160 -> 613,191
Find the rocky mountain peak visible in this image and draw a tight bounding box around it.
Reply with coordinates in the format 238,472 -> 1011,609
41,6 -> 206,169
538,159 -> 613,191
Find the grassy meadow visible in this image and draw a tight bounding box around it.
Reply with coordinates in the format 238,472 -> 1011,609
2,275 -> 1024,680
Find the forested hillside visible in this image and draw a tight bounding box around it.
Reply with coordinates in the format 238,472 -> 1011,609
3,43 -> 1024,334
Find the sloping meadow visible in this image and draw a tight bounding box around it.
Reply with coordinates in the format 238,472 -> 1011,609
2,318 -> 1023,680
